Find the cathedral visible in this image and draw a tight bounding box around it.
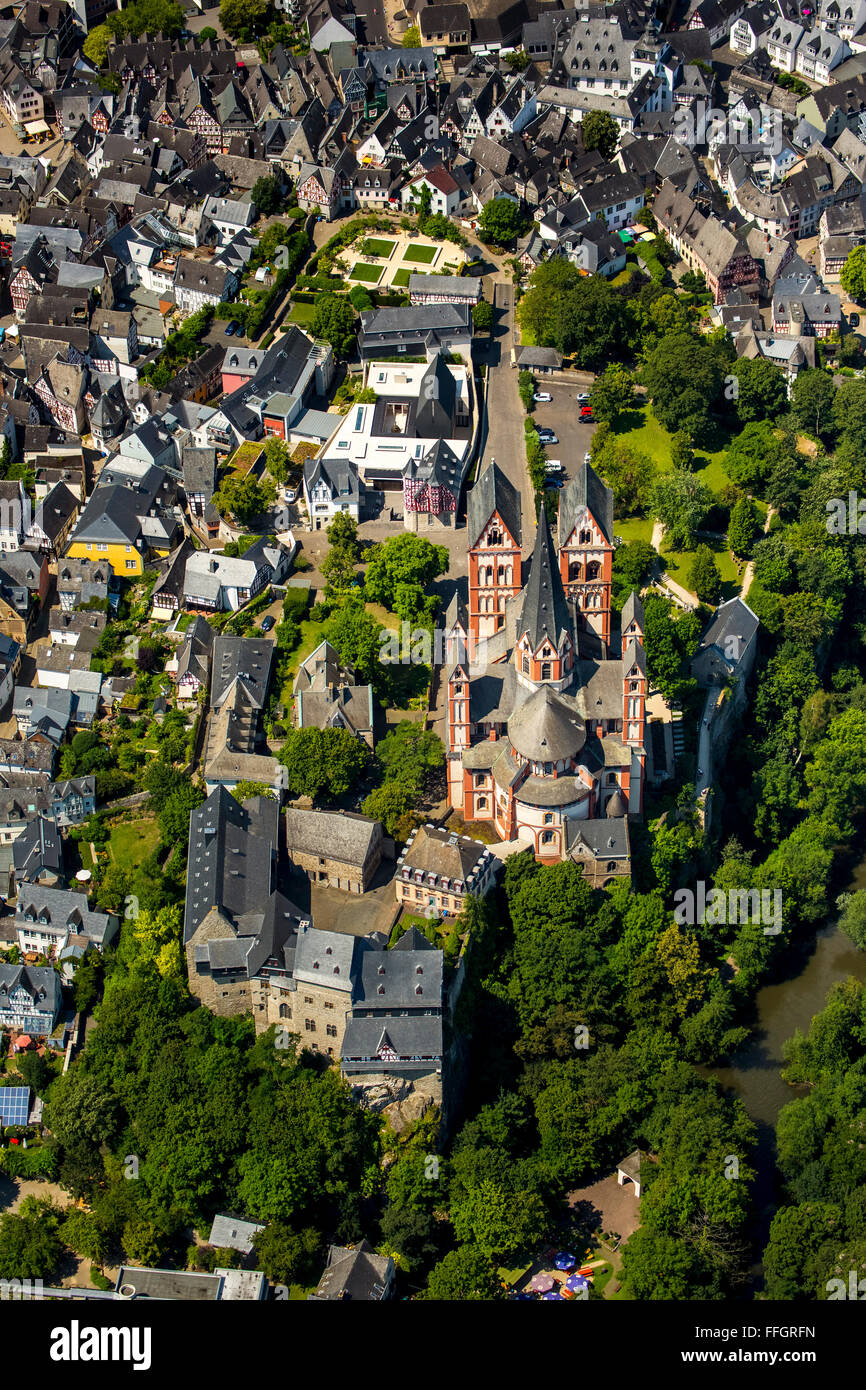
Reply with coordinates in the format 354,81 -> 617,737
443,461 -> 646,881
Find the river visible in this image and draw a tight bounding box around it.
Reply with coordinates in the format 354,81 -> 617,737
706,855 -> 866,1283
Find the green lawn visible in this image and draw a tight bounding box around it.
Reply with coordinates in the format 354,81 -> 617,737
612,405 -> 736,496
613,516 -> 654,546
362,238 -> 395,258
107,817 -> 162,871
349,261 -> 385,284
391,267 -> 413,287
402,243 -> 438,264
288,301 -> 317,325
661,537 -> 742,601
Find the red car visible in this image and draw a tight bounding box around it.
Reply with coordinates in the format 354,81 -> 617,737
580,406 -> 594,421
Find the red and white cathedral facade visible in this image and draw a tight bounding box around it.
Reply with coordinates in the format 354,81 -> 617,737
444,462 -> 647,862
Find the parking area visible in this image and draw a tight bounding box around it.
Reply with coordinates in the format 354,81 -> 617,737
530,378 -> 598,480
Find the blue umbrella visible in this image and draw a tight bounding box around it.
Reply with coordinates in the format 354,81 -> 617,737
565,1274 -> 589,1292
542,1290 -> 564,1300
554,1251 -> 577,1271
511,1292 -> 535,1300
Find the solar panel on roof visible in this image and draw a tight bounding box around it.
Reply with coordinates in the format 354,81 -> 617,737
0,1087 -> 31,1126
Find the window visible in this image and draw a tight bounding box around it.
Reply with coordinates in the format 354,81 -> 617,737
326,1024 -> 337,1038
541,662 -> 551,680
543,812 -> 554,824
541,830 -> 555,844
125,560 -> 136,570
304,995 -> 313,1004
305,1019 -> 316,1032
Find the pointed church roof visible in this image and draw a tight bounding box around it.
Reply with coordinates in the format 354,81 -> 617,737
621,591 -> 645,633
517,506 -> 572,651
559,460 -> 614,546
466,461 -> 522,550
508,684 -> 586,762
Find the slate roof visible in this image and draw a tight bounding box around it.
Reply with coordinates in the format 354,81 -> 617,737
559,461 -> 614,547
517,506 -> 572,650
507,684 -> 586,763
466,461 -> 522,550
285,808 -> 381,871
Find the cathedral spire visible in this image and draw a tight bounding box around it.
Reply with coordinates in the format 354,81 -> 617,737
518,506 -> 573,654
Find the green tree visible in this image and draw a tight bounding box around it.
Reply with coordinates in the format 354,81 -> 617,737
375,721 -> 444,793
424,1246 -> 506,1300
725,420 -> 783,490
478,198 -> 525,247
364,533 -> 448,611
670,430 -> 694,472
687,544 -> 722,603
791,369 -> 837,441
519,261 -> 626,366
651,472 -> 714,549
734,356 -> 788,424
0,1204 -> 64,1282
212,474 -> 275,526
581,109 -> 618,159
402,23 -> 421,45
263,436 -> 290,485
252,175 -> 283,218
589,364 -> 634,423
278,727 -> 369,800
836,891 -> 866,950
252,1223 -> 321,1286
642,332 -> 726,444
310,294 -> 356,357
83,22 -> 111,65
841,243 -> 866,303
472,299 -> 494,332
219,0 -> 271,38
727,496 -> 757,558
596,439 -> 654,517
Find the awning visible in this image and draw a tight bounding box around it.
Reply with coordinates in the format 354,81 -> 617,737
618,229 -> 634,243
24,120 -> 49,136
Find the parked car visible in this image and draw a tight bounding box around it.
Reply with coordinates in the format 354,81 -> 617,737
576,392 -> 590,403
283,488 -> 297,504
537,431 -> 558,445
224,320 -> 237,336
584,452 -> 591,465
545,477 -> 565,489
260,615 -> 276,632
545,460 -> 564,474
533,391 -> 553,403
850,313 -> 860,328
580,406 -> 594,421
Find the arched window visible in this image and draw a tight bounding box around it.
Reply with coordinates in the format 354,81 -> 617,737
607,861 -> 618,872
569,560 -> 582,582
543,812 -> 554,824
497,566 -> 504,583
579,528 -> 592,544
489,528 -> 501,545
541,661 -> 551,680
279,1004 -> 290,1019
522,654 -> 530,673
505,566 -> 513,584
477,796 -> 488,809
587,560 -> 601,581
541,830 -> 555,844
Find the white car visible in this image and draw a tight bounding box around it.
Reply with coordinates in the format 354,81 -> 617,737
533,391 -> 553,403
283,488 -> 297,503
584,452 -> 591,465
537,432 -> 559,445
545,460 -> 563,474
576,392 -> 590,403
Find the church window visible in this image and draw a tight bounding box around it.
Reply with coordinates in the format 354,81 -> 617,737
543,812 -> 554,824
541,661 -> 551,680
522,655 -> 530,673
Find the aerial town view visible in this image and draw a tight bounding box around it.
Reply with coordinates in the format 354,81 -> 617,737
0,0 -> 864,1361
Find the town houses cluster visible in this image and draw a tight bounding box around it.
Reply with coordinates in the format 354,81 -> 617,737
0,0 -> 861,1302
